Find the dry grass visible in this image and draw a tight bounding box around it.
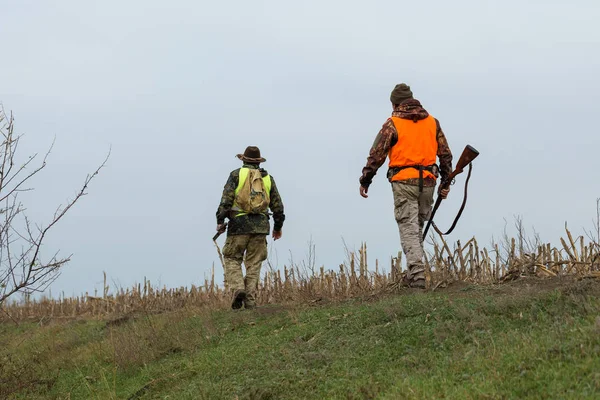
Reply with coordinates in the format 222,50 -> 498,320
2,227 -> 599,322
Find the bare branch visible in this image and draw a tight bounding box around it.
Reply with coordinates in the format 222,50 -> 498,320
0,107 -> 109,305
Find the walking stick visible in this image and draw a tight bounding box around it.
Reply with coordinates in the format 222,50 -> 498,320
213,223 -> 227,288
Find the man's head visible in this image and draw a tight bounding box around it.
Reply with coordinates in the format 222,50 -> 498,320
390,83 -> 413,107
236,146 -> 266,165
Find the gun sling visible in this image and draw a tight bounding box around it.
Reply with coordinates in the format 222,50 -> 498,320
431,164 -> 473,235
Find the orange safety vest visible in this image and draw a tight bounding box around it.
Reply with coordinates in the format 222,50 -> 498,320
388,115 -> 438,181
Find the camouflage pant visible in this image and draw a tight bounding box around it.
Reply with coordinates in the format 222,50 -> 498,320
392,182 -> 434,280
222,234 -> 268,306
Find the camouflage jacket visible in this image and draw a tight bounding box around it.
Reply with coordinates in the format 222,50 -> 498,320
216,164 -> 285,235
359,99 -> 453,188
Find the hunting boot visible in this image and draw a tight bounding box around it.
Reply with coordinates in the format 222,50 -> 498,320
244,292 -> 256,310
244,299 -> 256,310
403,264 -> 426,289
231,289 -> 247,310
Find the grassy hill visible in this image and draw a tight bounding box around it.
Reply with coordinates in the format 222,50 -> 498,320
2,277 -> 600,399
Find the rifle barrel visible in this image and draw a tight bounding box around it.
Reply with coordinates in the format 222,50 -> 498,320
422,196 -> 443,239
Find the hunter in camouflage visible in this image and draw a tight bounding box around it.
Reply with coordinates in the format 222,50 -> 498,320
216,146 -> 285,309
359,83 -> 453,288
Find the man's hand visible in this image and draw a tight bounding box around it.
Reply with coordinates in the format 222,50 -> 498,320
272,230 -> 282,241
216,224 -> 227,234
439,187 -> 450,199
359,185 -> 369,198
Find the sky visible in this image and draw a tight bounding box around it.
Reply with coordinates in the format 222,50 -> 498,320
1,0 -> 599,298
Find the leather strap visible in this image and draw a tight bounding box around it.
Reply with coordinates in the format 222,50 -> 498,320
435,162 -> 473,235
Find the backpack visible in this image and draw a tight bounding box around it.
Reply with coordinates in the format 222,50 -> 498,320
233,168 -> 271,215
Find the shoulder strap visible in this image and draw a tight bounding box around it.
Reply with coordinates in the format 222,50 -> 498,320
235,168 -> 249,195
263,174 -> 272,195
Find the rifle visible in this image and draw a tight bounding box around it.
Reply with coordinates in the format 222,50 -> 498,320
213,223 -> 227,241
422,145 -> 479,240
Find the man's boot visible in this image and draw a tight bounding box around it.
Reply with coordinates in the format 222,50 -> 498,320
244,292 -> 256,310
231,289 -> 247,310
404,264 -> 426,289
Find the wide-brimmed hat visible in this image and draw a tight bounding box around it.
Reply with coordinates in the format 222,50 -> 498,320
236,146 -> 266,163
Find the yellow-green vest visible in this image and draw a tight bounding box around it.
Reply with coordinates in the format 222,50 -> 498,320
232,167 -> 272,217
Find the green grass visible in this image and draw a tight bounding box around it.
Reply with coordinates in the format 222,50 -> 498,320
2,278 -> 600,399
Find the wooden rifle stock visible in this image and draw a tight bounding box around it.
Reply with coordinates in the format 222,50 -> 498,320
422,145 -> 479,240
213,223 -> 228,241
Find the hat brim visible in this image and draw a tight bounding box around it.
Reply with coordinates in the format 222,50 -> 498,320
236,154 -> 266,163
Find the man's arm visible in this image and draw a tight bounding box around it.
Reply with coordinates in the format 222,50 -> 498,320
359,119 -> 397,190
435,119 -> 453,182
216,170 -> 239,225
268,176 -> 285,233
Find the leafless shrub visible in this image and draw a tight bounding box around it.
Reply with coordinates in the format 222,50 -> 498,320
0,107 -> 108,307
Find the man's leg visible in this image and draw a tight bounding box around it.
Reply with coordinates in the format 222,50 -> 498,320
222,234 -> 250,309
392,182 -> 426,288
243,234 -> 268,309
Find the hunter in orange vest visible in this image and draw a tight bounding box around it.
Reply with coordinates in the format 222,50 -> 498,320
359,83 -> 453,288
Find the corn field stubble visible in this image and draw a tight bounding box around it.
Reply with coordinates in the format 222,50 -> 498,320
1,230 -> 600,399
1,277 -> 600,399
4,227 -> 600,321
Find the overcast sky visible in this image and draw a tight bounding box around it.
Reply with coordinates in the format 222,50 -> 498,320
1,0 -> 599,298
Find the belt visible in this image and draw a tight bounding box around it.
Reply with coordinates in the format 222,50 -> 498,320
387,164 -> 439,192
392,177 -> 436,188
